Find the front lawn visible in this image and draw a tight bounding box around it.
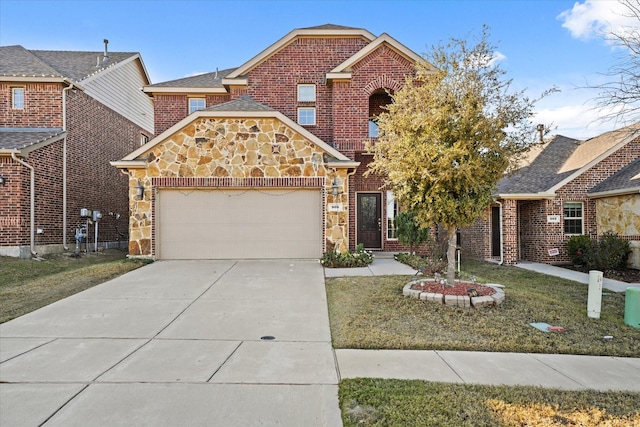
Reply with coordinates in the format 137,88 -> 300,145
340,378 -> 640,426
326,258 -> 639,356
0,249 -> 149,323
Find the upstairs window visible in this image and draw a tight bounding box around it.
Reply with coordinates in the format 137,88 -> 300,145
140,134 -> 149,146
298,107 -> 316,126
564,202 -> 584,235
12,87 -> 25,109
297,84 -> 315,102
188,98 -> 205,114
368,119 -> 379,138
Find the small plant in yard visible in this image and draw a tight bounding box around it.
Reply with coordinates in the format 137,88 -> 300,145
567,234 -> 591,266
321,244 -> 374,268
395,211 -> 432,255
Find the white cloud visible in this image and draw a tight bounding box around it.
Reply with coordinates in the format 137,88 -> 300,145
558,0 -> 638,42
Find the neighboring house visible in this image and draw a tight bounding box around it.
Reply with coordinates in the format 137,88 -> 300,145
588,157 -> 640,268
113,24 -> 431,259
0,41 -> 154,258
461,124 -> 640,267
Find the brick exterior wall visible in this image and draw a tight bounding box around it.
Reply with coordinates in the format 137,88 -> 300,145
0,82 -> 63,128
461,138 -> 640,266
1,87 -> 151,256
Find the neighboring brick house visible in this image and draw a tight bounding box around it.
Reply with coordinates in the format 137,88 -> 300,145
0,42 -> 154,258
461,124 -> 640,267
113,24 -> 432,259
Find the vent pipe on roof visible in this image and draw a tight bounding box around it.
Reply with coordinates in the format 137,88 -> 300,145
102,39 -> 109,63
536,124 -> 545,143
215,67 -> 218,79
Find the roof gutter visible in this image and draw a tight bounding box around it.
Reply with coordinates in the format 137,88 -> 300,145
495,193 -> 555,200
11,152 -> 37,258
587,187 -> 640,199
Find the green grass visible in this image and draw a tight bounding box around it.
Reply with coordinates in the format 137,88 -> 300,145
0,249 -> 149,323
340,378 -> 640,426
326,258 -> 640,356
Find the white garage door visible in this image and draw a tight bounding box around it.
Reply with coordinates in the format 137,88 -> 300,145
157,189 -> 322,259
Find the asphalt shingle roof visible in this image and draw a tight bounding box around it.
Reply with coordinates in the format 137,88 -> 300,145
0,45 -> 138,82
146,68 -> 235,88
0,128 -> 65,150
589,157 -> 640,195
206,95 -> 274,112
498,135 -> 580,194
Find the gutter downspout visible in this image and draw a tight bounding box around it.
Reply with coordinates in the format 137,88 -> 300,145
11,152 -> 37,257
61,82 -> 74,250
496,201 -> 504,265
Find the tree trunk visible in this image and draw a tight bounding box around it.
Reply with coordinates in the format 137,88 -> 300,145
446,224 -> 457,287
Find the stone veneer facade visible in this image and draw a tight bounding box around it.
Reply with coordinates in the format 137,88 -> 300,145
126,116 -> 350,257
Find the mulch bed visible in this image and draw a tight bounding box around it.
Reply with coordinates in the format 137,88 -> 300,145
410,280 -> 496,297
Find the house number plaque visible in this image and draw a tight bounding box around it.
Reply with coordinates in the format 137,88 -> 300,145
328,203 -> 344,212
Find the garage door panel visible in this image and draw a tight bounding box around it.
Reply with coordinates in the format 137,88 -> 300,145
158,189 -> 321,259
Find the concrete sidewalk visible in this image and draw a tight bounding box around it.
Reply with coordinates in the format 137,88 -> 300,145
515,260 -> 640,293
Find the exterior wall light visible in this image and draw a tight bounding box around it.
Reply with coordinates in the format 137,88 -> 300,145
0,175 -> 6,186
135,180 -> 145,200
331,177 -> 343,196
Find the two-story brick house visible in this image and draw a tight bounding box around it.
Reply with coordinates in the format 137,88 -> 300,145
0,42 -> 154,257
113,24 -> 431,259
460,123 -> 640,267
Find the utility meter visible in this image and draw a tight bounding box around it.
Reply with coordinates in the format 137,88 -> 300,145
80,208 -> 92,218
93,210 -> 102,222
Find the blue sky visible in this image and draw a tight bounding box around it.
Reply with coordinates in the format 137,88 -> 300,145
1,0 -> 636,139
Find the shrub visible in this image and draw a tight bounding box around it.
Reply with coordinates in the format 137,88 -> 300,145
585,232 -> 631,272
395,211 -> 432,255
394,252 -> 447,277
321,244 -> 374,268
566,235 -> 591,266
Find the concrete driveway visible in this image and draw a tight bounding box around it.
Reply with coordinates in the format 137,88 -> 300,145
0,260 -> 341,426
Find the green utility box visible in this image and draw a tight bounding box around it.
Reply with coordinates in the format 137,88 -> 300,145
624,287 -> 640,328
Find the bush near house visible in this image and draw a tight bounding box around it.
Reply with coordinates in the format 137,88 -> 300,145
567,232 -> 631,272
321,244 -> 374,268
567,235 -> 592,266
586,232 -> 632,273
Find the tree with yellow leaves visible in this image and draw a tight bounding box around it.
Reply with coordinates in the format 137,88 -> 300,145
368,27 -> 542,286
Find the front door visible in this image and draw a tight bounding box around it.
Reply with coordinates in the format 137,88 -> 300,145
357,193 -> 382,249
491,206 -> 501,257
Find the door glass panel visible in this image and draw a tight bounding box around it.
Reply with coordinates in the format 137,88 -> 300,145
360,195 -> 377,230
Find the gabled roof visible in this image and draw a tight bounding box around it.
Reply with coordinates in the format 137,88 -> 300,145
225,24 -> 376,80
112,95 -> 356,168
0,45 -> 146,84
0,128 -> 66,154
143,68 -> 235,93
206,94 -> 274,111
498,123 -> 640,198
588,157 -> 640,198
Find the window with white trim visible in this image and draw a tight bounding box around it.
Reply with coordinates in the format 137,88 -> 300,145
387,191 -> 399,240
188,98 -> 205,114
297,84 -> 315,102
12,87 -> 25,109
298,107 -> 316,125
140,134 -> 149,146
564,202 -> 584,235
